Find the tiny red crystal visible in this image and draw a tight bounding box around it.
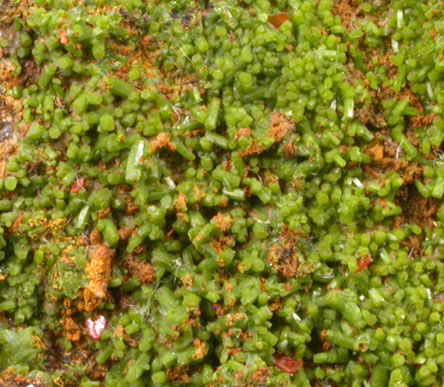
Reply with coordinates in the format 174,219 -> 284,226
268,13 -> 290,29
357,254 -> 373,273
273,355 -> 303,374
71,178 -> 85,194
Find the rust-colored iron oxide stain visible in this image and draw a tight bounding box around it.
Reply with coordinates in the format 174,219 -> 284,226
83,245 -> 114,312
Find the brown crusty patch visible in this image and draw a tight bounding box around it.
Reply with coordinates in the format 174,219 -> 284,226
267,243 -> 299,279
0,367 -> 47,387
234,127 -> 252,140
332,0 -> 361,31
283,142 -> 297,158
239,141 -> 265,158
83,245 -> 114,312
252,368 -> 269,384
400,234 -> 425,258
151,132 -> 176,152
395,184 -> 440,229
364,133 -> 423,184
269,111 -> 295,143
212,212 -> 234,232
410,114 -> 437,129
167,366 -> 190,384
175,193 -> 187,211
62,317 -> 82,342
125,255 -> 156,285
192,338 -> 207,359
210,236 -> 234,254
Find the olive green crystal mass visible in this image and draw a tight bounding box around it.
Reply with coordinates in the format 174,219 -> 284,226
0,0 -> 444,386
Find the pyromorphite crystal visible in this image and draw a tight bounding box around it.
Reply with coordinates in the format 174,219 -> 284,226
0,0 -> 444,386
